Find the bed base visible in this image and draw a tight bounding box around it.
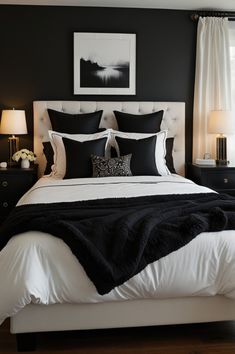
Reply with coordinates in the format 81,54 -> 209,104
16,333 -> 37,352
11,296 -> 235,351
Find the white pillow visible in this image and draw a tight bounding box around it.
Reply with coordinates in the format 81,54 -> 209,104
48,129 -> 111,178
110,129 -> 170,176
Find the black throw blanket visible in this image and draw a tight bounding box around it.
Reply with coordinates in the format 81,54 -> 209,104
1,193 -> 235,295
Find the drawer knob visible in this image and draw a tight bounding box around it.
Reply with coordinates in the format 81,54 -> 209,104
3,202 -> 8,208
1,181 -> 8,187
224,178 -> 229,184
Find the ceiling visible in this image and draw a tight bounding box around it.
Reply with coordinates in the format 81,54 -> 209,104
0,0 -> 235,11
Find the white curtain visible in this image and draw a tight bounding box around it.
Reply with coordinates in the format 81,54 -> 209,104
228,22 -> 235,164
193,17 -> 231,161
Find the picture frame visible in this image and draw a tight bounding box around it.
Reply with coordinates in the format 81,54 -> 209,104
74,32 -> 136,95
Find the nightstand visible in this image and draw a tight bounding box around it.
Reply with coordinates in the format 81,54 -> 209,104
188,164 -> 235,196
0,165 -> 38,224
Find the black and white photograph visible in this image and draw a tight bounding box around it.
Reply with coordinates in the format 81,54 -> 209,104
74,33 -> 136,95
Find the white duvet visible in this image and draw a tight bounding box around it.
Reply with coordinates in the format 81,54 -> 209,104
1,174 -> 235,325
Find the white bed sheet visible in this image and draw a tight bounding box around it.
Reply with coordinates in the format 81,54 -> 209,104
1,175 -> 235,325
18,174 -> 212,205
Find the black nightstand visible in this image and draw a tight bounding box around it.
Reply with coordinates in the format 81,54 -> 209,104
188,164 -> 235,196
0,165 -> 38,224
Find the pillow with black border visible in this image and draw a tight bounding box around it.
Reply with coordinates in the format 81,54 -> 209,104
114,110 -> 164,133
42,142 -> 54,175
48,109 -> 103,134
115,135 -> 159,176
62,136 -> 107,179
91,154 -> 132,177
165,137 -> 176,174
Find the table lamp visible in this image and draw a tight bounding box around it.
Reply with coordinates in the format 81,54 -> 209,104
208,110 -> 235,165
0,109 -> 28,164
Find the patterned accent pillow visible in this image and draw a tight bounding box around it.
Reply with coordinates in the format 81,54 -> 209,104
91,154 -> 132,177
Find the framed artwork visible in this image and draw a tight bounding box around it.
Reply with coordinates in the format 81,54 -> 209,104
74,32 -> 136,95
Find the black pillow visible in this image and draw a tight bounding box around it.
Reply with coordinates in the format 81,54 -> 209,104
43,142 -> 54,175
62,137 -> 107,179
91,154 -> 132,177
165,137 -> 176,174
48,109 -> 103,134
114,110 -> 164,133
115,135 -> 159,176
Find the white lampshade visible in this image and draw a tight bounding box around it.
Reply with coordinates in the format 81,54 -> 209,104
208,110 -> 235,135
0,109 -> 27,135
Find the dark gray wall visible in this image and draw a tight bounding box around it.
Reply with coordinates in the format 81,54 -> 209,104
0,5 -> 197,165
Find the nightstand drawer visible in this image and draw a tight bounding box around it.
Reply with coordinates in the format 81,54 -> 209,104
187,164 -> 235,196
0,166 -> 38,225
0,199 -> 16,213
0,174 -> 33,193
205,171 -> 235,190
0,179 -> 9,189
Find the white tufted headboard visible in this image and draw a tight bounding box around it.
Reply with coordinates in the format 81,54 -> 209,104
34,101 -> 185,177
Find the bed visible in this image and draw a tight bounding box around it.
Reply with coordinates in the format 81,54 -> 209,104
1,101 -> 235,352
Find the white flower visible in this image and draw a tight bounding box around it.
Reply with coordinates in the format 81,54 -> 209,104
14,154 -> 20,162
12,149 -> 36,162
28,155 -> 35,162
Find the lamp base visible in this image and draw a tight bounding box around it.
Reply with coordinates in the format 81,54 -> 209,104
8,135 -> 19,165
216,159 -> 229,166
216,136 -> 228,166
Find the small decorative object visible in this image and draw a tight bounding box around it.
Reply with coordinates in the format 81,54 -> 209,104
0,162 -> 7,168
0,109 -> 28,165
74,32 -> 136,95
12,149 -> 36,169
204,152 -> 211,160
195,158 -> 216,166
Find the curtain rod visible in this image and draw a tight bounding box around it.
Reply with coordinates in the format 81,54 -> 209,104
191,11 -> 235,21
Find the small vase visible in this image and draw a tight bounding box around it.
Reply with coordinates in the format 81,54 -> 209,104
21,159 -> 30,169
